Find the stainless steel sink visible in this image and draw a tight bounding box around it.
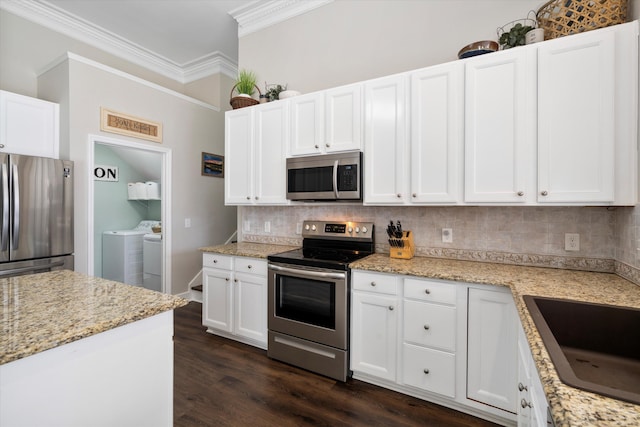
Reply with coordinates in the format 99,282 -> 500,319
523,295 -> 640,405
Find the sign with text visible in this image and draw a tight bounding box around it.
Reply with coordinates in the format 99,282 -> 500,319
94,165 -> 119,182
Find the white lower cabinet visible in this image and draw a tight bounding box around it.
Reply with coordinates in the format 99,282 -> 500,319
202,254 -> 268,349
517,324 -> 549,427
351,271 -> 399,381
351,270 -> 520,425
467,286 -> 518,414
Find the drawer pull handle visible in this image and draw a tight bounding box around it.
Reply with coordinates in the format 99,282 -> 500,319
518,382 -> 528,392
424,289 -> 431,294
521,399 -> 532,409
388,306 -> 394,311
370,282 -> 376,287
423,369 -> 430,374
423,325 -> 430,330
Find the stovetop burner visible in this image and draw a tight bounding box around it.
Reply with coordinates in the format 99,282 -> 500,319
267,220 -> 375,271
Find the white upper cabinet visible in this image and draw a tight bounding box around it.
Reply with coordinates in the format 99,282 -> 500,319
410,62 -> 464,204
0,90 -> 60,159
464,48 -> 536,204
363,73 -> 408,204
289,85 -> 362,156
538,27 -> 615,203
225,102 -> 288,205
324,83 -> 362,153
289,92 -> 324,156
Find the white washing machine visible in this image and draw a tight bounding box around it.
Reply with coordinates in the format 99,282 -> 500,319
102,220 -> 160,286
143,233 -> 162,292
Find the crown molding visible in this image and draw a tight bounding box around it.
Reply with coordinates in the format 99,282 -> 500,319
0,0 -> 238,83
229,0 -> 334,37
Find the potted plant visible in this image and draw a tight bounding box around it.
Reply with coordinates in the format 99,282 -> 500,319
499,23 -> 533,49
230,69 -> 261,109
265,83 -> 287,102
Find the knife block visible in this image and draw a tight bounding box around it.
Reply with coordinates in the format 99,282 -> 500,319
389,231 -> 415,260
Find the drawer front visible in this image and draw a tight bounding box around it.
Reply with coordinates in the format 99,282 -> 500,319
404,278 -> 457,305
202,253 -> 233,270
404,300 -> 456,351
235,257 -> 267,276
402,343 -> 455,398
352,271 -> 398,295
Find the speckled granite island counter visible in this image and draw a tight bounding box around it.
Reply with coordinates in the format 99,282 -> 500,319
200,241 -> 299,258
350,254 -> 640,427
1,270 -> 188,427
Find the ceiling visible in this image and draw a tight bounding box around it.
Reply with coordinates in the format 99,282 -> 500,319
1,0 -> 332,83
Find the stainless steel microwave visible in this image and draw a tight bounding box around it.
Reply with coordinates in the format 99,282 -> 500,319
286,152 -> 362,201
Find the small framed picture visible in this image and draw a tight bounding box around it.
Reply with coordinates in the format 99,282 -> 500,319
201,152 -> 224,178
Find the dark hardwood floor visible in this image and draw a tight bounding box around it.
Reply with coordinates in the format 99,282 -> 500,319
173,302 -> 500,427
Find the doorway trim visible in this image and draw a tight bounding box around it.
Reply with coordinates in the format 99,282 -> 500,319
87,134 -> 172,294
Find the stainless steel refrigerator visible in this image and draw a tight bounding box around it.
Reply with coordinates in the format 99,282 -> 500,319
0,154 -> 74,277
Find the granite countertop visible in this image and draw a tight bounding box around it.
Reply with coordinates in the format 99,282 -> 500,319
200,242 -> 299,258
350,254 -> 640,426
0,270 -> 188,365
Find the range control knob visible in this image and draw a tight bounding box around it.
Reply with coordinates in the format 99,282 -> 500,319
311,224 -> 317,231
355,226 -> 360,233
304,224 -> 310,231
362,226 -> 368,233
348,227 -> 353,233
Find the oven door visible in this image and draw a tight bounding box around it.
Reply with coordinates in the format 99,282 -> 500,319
268,262 -> 348,350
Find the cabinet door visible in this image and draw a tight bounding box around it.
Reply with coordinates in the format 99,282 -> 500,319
325,84 -> 362,153
225,108 -> 254,204
233,272 -> 267,345
410,63 -> 464,203
467,287 -> 518,414
363,74 -> 408,204
538,30 -> 615,203
464,49 -> 536,203
351,292 -> 398,381
254,101 -> 288,204
290,93 -> 324,156
0,90 -> 59,158
202,268 -> 233,332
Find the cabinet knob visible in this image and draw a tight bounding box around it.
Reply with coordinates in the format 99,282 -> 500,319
521,399 -> 533,409
540,190 -> 548,196
388,306 -> 394,311
246,196 -> 251,200
234,279 -> 238,283
423,324 -> 430,330
424,289 -> 431,294
315,144 -> 319,149
518,382 -> 528,392
517,191 -> 524,196
423,369 -> 430,374
412,193 -> 417,198
0,144 -> 4,149
370,282 -> 376,287
225,277 -> 229,281
213,259 -> 218,263
396,193 -> 401,198
325,143 -> 330,148
248,265 -> 252,269
255,196 -> 259,200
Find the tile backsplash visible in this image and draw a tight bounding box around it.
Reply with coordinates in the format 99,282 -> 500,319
240,204 -> 640,284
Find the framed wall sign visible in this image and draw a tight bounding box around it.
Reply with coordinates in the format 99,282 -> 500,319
100,107 -> 162,143
201,152 -> 224,178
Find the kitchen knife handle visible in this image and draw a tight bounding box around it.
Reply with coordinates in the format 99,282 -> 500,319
1,163 -> 8,251
11,164 -> 19,250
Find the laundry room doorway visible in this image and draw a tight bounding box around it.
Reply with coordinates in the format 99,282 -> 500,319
87,134 -> 172,294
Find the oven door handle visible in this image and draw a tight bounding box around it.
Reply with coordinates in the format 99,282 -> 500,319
269,264 -> 346,280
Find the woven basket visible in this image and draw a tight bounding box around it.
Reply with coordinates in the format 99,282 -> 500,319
536,0 -> 628,40
230,83 -> 261,109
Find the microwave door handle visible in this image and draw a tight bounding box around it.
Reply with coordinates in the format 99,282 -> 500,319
1,163 -> 8,251
332,160 -> 339,198
11,164 -> 19,250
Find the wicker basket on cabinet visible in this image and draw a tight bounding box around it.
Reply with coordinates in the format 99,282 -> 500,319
229,83 -> 261,109
536,0 -> 628,40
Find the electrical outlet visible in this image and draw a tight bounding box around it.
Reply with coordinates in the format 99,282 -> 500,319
264,221 -> 271,233
296,222 -> 302,234
184,218 -> 191,228
565,233 -> 580,251
442,228 -> 453,243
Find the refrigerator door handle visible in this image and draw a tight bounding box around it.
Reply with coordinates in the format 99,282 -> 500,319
1,163 -> 8,251
11,163 -> 19,250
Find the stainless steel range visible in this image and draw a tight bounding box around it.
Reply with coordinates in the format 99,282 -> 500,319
267,220 -> 374,381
